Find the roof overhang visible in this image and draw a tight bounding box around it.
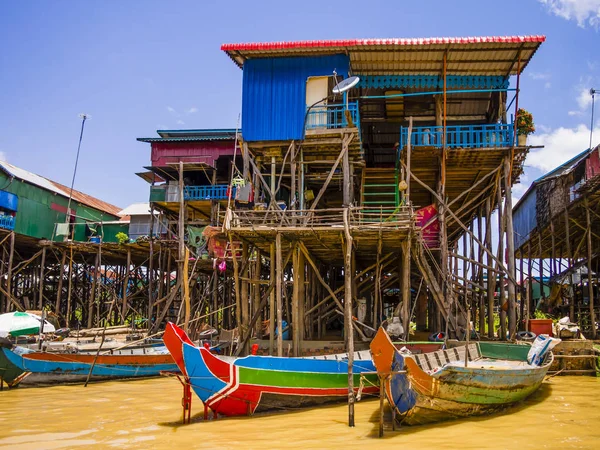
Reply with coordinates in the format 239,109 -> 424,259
222,35 -> 545,76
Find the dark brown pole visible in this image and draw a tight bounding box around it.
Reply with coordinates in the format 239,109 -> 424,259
585,197 -> 596,338
343,208 -> 354,427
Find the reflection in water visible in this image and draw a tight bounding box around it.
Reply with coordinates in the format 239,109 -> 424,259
1,377 -> 599,449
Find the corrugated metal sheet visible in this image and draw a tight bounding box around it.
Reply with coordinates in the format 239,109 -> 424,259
242,55 -> 349,141
513,186 -> 537,250
118,202 -> 152,217
223,35 -> 544,76
150,141 -> 235,167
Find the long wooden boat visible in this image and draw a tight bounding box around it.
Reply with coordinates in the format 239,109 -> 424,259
1,344 -> 178,385
370,327 -> 554,425
163,322 -> 380,417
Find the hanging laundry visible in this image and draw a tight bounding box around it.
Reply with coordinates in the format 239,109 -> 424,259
55,223 -> 70,237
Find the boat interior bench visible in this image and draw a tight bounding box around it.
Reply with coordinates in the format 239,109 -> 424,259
411,343 -> 481,371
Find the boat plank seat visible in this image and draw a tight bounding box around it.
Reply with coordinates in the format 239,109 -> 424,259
412,343 -> 481,370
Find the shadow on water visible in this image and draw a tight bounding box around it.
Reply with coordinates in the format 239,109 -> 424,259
365,381 -> 553,439
157,399 -> 350,429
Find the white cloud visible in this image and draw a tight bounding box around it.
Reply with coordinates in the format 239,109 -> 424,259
577,86 -> 594,109
0,151 -> 6,162
176,120 -> 185,125
544,82 -> 552,89
167,106 -> 176,114
187,107 -> 198,114
527,123 -> 599,172
568,110 -> 584,116
538,0 -> 600,28
528,71 -> 551,80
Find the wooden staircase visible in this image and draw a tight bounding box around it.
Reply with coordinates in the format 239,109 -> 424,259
361,168 -> 400,214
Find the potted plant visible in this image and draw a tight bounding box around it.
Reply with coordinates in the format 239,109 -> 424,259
516,108 -> 535,146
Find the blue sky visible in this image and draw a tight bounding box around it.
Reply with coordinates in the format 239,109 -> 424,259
1,0 -> 599,209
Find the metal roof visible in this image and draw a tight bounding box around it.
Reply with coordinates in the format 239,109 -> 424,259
0,160 -> 122,217
118,202 -> 152,216
222,35 -> 545,75
137,128 -> 238,143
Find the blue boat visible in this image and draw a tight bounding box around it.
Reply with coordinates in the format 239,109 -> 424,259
1,344 -> 178,385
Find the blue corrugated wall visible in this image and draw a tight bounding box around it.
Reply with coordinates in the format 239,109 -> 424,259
241,55 -> 350,141
513,186 -> 537,249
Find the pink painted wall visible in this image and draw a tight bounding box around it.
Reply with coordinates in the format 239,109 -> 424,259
151,141 -> 235,167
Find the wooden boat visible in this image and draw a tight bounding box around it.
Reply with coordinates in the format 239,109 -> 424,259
1,343 -> 178,385
370,327 -> 554,425
163,322 -> 380,417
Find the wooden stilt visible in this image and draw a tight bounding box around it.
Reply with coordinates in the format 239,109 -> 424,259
269,242 -> 275,355
584,196 -> 596,338
503,156 -> 517,338
276,233 -> 283,356
38,246 -> 46,310
54,250 -> 66,318
343,208 -> 354,427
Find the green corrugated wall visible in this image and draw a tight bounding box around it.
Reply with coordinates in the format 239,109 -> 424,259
0,172 -> 121,242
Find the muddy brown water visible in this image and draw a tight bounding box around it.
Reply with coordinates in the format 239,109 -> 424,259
0,376 -> 598,449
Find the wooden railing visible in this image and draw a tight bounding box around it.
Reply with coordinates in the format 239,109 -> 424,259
221,206 -> 412,229
400,123 -> 514,149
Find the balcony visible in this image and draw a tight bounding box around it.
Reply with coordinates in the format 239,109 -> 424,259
400,123 -> 514,149
305,101 -> 360,132
184,185 -> 235,201
0,215 -> 15,230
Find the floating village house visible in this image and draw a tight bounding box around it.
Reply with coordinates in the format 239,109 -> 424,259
0,35 -> 549,352
132,35 -> 546,355
513,145 -> 600,337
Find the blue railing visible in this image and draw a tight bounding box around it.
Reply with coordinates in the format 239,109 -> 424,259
305,101 -> 360,132
184,185 -> 235,201
399,123 -> 514,149
0,215 -> 15,230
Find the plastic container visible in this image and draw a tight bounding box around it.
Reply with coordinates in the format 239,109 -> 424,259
528,319 -> 553,337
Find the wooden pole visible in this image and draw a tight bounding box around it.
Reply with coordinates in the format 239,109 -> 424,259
291,244 -> 300,356
276,233 -> 283,356
343,208 -> 355,427
486,198 -> 494,337
229,233 -> 242,346
183,247 -> 190,333
497,179 -> 506,340
54,250 -> 66,318
178,161 -> 186,329
148,206 -> 155,327
241,242 -> 249,353
253,249 -> 261,338
343,135 -> 351,207
298,247 -> 305,350
401,239 -> 411,340
38,246 -> 46,310
504,156 -> 517,338
87,246 -> 100,328
6,232 -> 15,312
406,117 -> 412,203
564,208 -> 574,321
122,247 -> 131,322
269,242 -> 275,355
585,197 -> 596,339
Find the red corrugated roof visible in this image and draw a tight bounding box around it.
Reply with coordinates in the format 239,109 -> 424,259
221,35 -> 545,51
222,35 -> 546,75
